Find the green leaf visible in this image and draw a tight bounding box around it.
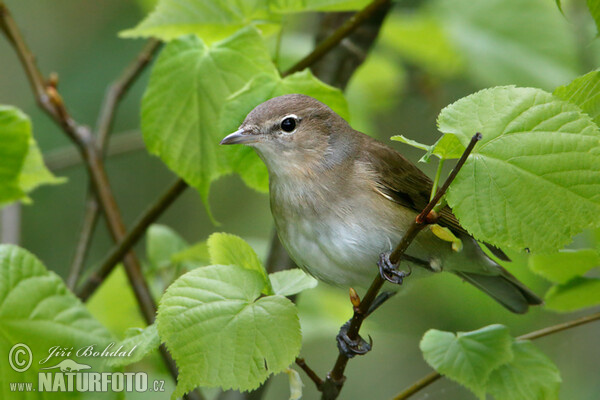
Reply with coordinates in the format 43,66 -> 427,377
19,138 -> 65,197
487,340 -> 561,400
554,69 -> 600,127
121,0 -> 279,42
106,324 -> 160,367
588,0 -> 600,35
0,107 -> 65,207
147,224 -> 189,270
272,0 -> 370,13
379,12 -> 463,78
219,70 -> 349,192
528,249 -> 599,284
171,241 -> 210,266
420,324 -> 513,399
86,265 -> 147,337
208,233 -> 272,294
0,106 -> 30,204
391,133 -> 464,162
269,269 -> 318,296
544,277 -> 600,311
0,245 -> 114,399
432,0 -> 578,90
157,264 -> 301,395
438,86 -> 600,252
141,28 -> 278,211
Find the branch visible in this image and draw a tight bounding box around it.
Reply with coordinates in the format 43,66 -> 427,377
96,39 -> 161,150
67,39 -> 161,290
296,358 -> 324,389
319,134 -> 482,399
0,7 -> 203,398
282,0 -> 391,77
77,178 -> 188,301
391,312 -> 600,400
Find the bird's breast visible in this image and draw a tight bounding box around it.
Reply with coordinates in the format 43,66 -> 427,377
269,175 -> 408,287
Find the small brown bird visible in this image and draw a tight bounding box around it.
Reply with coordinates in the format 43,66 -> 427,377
221,94 -> 542,313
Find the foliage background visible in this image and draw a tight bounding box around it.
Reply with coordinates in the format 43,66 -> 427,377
1,0 -> 599,399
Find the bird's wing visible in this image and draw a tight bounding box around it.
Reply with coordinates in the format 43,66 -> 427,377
361,137 -> 512,261
361,138 -> 467,233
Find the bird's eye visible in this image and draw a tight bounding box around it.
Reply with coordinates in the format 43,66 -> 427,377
280,117 -> 296,133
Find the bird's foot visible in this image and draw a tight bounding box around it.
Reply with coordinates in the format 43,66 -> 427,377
378,252 -> 411,284
336,320 -> 372,359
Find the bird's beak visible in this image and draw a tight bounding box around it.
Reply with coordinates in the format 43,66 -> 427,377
220,129 -> 258,145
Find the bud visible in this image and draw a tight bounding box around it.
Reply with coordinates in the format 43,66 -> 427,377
349,287 -> 360,308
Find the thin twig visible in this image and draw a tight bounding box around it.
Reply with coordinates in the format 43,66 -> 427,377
96,39 -> 161,150
0,6 -> 200,397
296,358 -> 324,388
282,0 -> 390,77
319,134 -> 482,400
67,199 -> 100,290
67,39 -> 161,291
77,178 -> 188,301
392,311 -> 600,400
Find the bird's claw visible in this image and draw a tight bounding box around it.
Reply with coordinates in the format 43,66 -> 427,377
336,321 -> 372,358
378,252 -> 411,284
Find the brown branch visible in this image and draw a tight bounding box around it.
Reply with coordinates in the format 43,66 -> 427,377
67,39 -> 161,291
318,134 -> 482,400
96,39 -> 161,150
67,198 -> 100,290
282,0 -> 391,77
518,311 -> 600,341
0,6 -> 203,398
392,312 -> 600,400
77,178 -> 188,301
296,358 -> 324,389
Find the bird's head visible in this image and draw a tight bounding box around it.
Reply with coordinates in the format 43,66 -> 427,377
220,94 -> 352,175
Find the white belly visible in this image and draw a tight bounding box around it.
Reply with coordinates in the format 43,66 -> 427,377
274,209 -> 404,288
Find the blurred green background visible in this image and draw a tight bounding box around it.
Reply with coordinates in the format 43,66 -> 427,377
1,0 -> 599,399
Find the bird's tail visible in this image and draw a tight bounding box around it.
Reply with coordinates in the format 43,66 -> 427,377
455,266 -> 543,314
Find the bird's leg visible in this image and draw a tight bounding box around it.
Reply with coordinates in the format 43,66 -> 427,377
378,251 -> 412,284
336,320 -> 372,358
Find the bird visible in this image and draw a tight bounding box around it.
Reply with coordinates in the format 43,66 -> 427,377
220,94 -> 542,314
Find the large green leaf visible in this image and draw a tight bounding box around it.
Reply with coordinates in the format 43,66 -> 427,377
207,232 -> 272,293
432,0 -> 578,90
0,106 -> 64,207
271,0 -> 370,12
0,245 -> 114,399
528,249 -> 599,284
141,28 -> 278,208
219,70 -> 349,192
0,106 -> 31,204
157,264 -> 301,395
554,69 -> 600,127
106,324 -> 160,368
420,324 -> 513,399
438,86 -> 600,252
18,139 -> 65,198
121,0 -> 279,42
486,340 -> 561,400
544,277 -> 600,311
122,0 -> 371,42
